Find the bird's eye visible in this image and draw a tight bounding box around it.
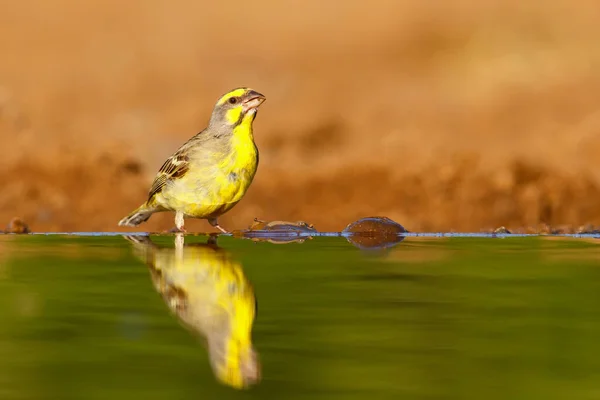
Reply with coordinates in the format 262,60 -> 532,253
228,97 -> 238,104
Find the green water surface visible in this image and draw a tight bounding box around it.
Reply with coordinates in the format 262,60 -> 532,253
0,234 -> 599,399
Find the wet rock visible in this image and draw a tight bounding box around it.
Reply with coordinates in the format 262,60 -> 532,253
345,234 -> 406,251
493,226 -> 511,234
4,217 -> 30,234
248,218 -> 317,233
343,216 -> 407,235
233,218 -> 318,244
342,216 -> 407,250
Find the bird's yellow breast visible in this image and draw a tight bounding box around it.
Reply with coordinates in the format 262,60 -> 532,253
158,115 -> 259,218
212,122 -> 258,211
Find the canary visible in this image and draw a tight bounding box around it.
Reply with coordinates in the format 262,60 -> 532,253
118,88 -> 266,233
123,234 -> 260,389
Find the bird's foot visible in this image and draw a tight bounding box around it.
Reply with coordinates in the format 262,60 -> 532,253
214,224 -> 228,234
208,218 -> 229,234
206,234 -> 219,246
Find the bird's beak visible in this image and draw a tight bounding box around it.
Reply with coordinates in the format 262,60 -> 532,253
242,91 -> 266,113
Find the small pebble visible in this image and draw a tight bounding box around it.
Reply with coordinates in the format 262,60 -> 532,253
342,216 -> 407,235
343,216 -> 407,250
4,217 -> 30,234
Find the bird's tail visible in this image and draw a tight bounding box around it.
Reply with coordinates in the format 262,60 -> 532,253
118,204 -> 154,227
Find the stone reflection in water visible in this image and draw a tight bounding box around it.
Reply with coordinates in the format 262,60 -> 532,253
343,216 -> 407,251
232,218 -> 318,244
123,234 -> 260,390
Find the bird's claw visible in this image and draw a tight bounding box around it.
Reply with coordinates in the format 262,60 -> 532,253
215,225 -> 228,234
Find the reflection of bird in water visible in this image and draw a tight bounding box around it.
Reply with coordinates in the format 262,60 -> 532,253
123,234 -> 260,389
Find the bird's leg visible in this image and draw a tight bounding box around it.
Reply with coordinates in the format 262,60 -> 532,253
208,217 -> 228,234
171,211 -> 187,233
206,234 -> 219,246
174,233 -> 184,261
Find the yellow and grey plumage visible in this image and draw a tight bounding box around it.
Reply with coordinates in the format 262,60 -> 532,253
123,234 -> 260,389
118,87 -> 266,233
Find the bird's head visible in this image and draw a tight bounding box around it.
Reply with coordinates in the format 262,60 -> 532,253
209,87 -> 266,129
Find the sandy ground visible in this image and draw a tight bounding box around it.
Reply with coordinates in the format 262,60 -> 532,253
1,0 -> 600,232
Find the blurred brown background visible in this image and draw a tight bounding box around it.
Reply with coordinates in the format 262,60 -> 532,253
1,0 -> 600,233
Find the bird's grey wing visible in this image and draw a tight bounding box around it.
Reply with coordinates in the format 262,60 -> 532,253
147,149 -> 191,201
146,130 -> 214,201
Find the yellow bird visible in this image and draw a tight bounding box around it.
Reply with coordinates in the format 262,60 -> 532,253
118,88 -> 266,233
124,234 -> 261,389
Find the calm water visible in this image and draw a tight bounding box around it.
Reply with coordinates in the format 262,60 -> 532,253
0,234 -> 599,399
